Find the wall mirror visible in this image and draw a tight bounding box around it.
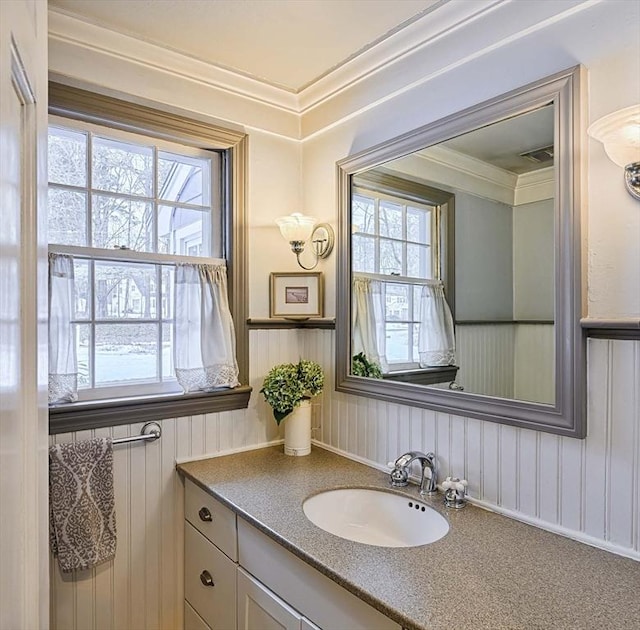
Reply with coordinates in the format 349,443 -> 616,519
336,66 -> 586,437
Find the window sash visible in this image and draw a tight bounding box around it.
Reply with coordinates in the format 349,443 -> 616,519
49,245 -> 227,401
352,186 -> 439,281
48,116 -> 221,258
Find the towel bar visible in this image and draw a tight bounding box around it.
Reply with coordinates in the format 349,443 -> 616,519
112,422 -> 161,445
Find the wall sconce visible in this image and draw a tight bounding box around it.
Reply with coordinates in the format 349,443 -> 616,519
588,105 -> 640,200
275,212 -> 335,270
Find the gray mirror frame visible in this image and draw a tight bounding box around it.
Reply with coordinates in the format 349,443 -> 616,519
336,66 -> 586,438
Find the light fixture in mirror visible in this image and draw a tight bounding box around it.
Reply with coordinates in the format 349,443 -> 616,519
336,66 -> 586,438
276,212 -> 335,270
587,105 -> 640,200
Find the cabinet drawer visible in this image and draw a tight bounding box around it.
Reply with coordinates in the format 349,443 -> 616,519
185,478 -> 237,561
185,522 -> 237,630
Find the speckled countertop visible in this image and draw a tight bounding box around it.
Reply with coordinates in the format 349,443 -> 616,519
178,446 -> 640,630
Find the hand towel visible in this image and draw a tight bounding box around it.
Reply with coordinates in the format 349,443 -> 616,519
49,438 -> 117,572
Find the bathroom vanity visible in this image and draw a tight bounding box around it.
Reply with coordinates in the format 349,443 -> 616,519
178,446 -> 640,630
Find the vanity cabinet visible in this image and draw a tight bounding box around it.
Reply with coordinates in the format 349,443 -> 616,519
183,479 -> 399,630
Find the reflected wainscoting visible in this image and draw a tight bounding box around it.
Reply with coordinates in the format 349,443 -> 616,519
454,322 -> 554,403
49,330 -> 638,630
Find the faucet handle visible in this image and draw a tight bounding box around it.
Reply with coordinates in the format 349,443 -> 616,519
442,476 -> 468,509
389,466 -> 409,487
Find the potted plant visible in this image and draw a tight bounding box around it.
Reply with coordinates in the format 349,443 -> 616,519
260,359 -> 324,456
352,352 -> 383,378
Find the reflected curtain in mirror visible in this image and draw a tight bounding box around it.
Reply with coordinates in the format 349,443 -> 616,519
352,275 -> 387,373
417,281 -> 456,368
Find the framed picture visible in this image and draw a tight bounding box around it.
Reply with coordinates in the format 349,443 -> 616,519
270,272 -> 323,319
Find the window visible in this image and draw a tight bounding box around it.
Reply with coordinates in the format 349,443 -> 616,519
47,83 -> 249,431
351,173 -> 454,372
48,119 -> 224,400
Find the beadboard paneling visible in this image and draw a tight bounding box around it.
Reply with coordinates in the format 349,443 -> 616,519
456,324 -> 515,398
50,332 -> 639,630
513,323 -> 554,404
455,323 -> 554,403
310,331 -> 639,558
49,329 -> 309,630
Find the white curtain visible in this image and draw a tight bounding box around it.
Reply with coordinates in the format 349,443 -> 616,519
352,276 -> 388,372
174,262 -> 239,392
49,253 -> 78,404
418,281 -> 457,367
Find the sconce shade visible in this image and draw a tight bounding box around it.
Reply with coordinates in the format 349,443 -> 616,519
588,105 -> 640,168
275,212 -> 316,243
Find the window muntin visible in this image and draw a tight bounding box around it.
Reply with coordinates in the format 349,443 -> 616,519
48,118 -> 223,401
352,186 -> 440,370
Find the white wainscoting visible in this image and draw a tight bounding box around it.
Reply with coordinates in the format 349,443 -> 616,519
49,331 -> 639,629
49,329 -> 305,630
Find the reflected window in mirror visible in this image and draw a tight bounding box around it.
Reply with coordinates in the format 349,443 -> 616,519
351,172 -> 457,385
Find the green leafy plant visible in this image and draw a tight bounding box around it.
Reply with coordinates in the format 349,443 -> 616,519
351,352 -> 383,379
260,360 -> 324,425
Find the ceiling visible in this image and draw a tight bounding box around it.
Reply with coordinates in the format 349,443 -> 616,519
48,0 -> 441,93
441,105 -> 555,174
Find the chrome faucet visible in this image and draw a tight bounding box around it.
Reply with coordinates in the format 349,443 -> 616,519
389,451 -> 438,496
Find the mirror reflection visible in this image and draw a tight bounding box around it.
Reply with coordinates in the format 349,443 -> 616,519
350,103 -> 555,405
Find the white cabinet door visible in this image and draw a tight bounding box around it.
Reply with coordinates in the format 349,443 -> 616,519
184,601 -> 212,630
238,568 -> 303,630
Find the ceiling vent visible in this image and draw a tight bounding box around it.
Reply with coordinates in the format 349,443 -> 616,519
520,145 -> 554,163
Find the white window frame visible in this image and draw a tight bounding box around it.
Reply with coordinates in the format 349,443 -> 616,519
352,185 -> 443,372
47,117 -> 224,402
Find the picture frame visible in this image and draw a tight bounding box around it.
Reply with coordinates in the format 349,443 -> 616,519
270,272 -> 323,319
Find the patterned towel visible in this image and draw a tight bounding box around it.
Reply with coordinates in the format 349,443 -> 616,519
49,438 -> 117,572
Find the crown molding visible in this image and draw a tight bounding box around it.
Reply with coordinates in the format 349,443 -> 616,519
414,145 -> 517,204
48,10 -> 299,114
48,0 -> 599,141
514,167 -> 554,205
390,146 -> 553,206
297,0 -> 505,114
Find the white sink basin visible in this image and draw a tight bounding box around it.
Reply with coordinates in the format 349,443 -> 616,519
302,488 -> 449,547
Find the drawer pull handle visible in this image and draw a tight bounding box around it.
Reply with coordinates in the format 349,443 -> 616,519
200,570 -> 215,587
198,507 -> 213,522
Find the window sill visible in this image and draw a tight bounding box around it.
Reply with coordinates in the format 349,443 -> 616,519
49,385 -> 252,434
382,366 -> 458,386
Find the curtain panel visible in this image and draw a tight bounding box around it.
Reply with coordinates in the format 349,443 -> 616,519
174,263 -> 239,392
48,253 -> 78,404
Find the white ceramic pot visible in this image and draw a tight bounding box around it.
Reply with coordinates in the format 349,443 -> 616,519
284,399 -> 311,456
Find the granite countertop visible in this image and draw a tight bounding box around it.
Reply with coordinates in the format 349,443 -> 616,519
178,446 -> 640,630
